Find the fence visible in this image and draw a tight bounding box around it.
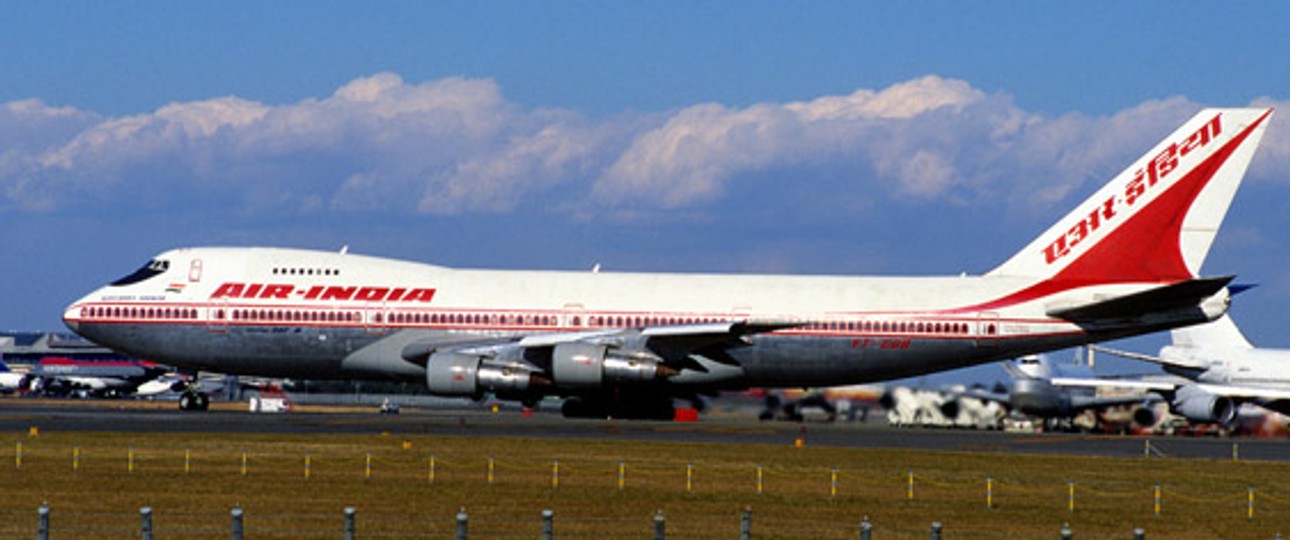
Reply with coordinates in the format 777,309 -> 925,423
6,436 -> 1290,538
27,503 -> 1222,540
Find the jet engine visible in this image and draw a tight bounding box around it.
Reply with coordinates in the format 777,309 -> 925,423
425,352 -> 541,398
1171,384 -> 1235,425
550,342 -> 674,387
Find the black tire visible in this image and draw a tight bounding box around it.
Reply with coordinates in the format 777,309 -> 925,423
194,392 -> 210,411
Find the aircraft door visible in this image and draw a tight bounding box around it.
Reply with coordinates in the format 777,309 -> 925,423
207,299 -> 228,334
365,302 -> 389,336
975,312 -> 1000,348
563,303 -> 586,328
189,259 -> 203,283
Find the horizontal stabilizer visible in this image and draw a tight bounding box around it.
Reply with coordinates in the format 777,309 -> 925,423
1046,276 -> 1233,321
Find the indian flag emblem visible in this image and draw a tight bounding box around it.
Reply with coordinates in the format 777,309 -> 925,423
166,283 -> 186,294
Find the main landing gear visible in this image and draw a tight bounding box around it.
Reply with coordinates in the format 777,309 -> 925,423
178,385 -> 210,411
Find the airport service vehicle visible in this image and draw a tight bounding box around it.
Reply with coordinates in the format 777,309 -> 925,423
1067,314 -> 1290,425
63,108 -> 1273,418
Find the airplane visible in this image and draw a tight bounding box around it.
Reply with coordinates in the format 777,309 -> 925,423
23,357 -> 173,399
62,108 -> 1274,418
0,360 -> 24,393
940,354 -> 1156,431
1061,313 -> 1290,426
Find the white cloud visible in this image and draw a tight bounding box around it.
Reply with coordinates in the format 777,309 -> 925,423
1,72 -> 1279,220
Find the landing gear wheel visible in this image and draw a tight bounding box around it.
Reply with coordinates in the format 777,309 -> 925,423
179,390 -> 210,411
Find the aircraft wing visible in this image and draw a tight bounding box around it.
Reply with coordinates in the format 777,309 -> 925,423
1089,344 -> 1209,370
402,319 -> 799,365
1051,377 -> 1179,392
1053,377 -> 1290,402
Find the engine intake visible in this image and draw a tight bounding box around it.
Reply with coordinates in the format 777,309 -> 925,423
1171,384 -> 1235,425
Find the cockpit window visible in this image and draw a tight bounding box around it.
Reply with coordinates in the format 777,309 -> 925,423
110,259 -> 170,286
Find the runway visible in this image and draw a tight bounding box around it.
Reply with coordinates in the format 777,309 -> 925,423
2,400 -> 1286,462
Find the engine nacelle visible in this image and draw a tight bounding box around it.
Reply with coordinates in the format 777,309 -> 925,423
425,352 -> 483,397
426,352 -> 540,397
551,342 -> 669,387
1171,385 -> 1235,425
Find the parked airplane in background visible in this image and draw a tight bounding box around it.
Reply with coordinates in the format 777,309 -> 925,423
1065,314 -> 1290,425
63,108 -> 1273,418
24,357 -> 172,399
0,361 -> 24,393
946,354 -> 1154,430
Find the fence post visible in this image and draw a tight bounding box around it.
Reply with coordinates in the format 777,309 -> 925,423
241,450 -> 248,476
231,506 -> 244,540
907,470 -> 914,500
930,520 -> 942,540
184,446 -> 191,475
1248,486 -> 1255,520
487,457 -> 495,486
1059,522 -> 1072,540
15,440 -> 21,470
552,460 -> 559,491
129,447 -> 136,475
686,462 -> 693,493
343,507 -> 356,540
140,506 -> 153,540
37,502 -> 49,540
541,509 -> 554,540
1068,481 -> 1075,514
739,507 -> 752,540
653,510 -> 665,540
1154,483 -> 1161,517
73,446 -> 80,472
858,515 -> 871,540
831,468 -> 839,499
456,507 -> 468,540
756,464 -> 763,495
618,461 -> 625,491
986,476 -> 993,509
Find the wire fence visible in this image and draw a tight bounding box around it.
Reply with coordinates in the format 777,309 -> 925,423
5,436 -> 1290,538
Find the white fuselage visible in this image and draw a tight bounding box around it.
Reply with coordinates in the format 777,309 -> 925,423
63,246 -> 1221,390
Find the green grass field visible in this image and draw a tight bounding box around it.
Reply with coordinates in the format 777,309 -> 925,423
2,429 -> 1289,539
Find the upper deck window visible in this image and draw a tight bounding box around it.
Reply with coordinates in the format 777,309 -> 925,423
111,259 -> 170,286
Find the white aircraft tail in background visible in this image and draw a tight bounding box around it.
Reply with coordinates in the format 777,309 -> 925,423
1072,314 -> 1290,425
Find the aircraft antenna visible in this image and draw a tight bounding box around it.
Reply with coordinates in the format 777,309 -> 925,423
592,263 -> 601,274
339,245 -> 349,255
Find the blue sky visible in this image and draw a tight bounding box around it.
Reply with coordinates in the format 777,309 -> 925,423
4,2 -> 1290,384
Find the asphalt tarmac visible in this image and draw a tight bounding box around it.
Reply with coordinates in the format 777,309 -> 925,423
1,401 -> 1286,462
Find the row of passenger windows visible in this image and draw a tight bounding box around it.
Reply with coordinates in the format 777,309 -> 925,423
81,304 -> 983,335
386,312 -> 559,327
226,309 -> 359,323
84,306 -> 198,320
271,267 -> 340,276
801,320 -> 972,335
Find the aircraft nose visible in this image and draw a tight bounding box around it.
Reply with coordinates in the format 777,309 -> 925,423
63,301 -> 84,333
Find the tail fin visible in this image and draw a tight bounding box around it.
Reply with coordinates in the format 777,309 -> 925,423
989,108 -> 1274,282
1170,314 -> 1253,349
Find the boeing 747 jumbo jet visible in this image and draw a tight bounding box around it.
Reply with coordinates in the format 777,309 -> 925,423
63,108 -> 1273,418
